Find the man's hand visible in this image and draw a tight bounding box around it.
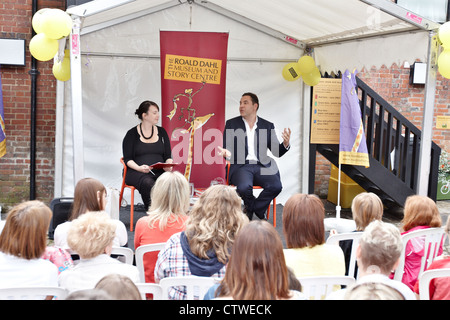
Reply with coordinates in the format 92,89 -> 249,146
217,146 -> 231,158
282,128 -> 291,149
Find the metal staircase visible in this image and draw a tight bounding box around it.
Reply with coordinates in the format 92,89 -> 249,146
309,76 -> 441,210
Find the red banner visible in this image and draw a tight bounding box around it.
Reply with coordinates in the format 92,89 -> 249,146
160,31 -> 228,188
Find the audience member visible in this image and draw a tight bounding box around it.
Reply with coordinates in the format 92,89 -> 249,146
393,195 -> 442,290
95,274 -> 142,300
134,171 -> 190,283
58,211 -> 139,293
0,201 -> 58,288
54,178 -> 128,253
282,194 -> 345,278
413,215 -> 450,299
327,220 -> 416,300
344,282 -> 405,300
65,288 -> 113,300
154,184 -> 248,299
205,221 -> 305,300
338,192 -> 383,276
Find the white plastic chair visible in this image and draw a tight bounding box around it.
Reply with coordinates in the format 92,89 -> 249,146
326,232 -> 363,279
0,286 -> 68,300
111,246 -> 134,265
135,243 -> 166,282
159,276 -> 219,300
135,283 -> 163,300
393,227 -> 446,282
297,275 -> 356,300
418,268 -> 450,300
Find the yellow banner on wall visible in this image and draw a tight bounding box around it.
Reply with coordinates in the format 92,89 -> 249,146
164,54 -> 222,84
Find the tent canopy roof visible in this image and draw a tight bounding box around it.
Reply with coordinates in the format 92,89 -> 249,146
67,0 -> 441,48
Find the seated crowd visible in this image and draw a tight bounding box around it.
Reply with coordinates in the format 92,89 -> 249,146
0,172 -> 449,300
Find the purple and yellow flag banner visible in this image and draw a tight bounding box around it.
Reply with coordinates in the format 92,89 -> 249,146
339,69 -> 369,167
0,67 -> 6,158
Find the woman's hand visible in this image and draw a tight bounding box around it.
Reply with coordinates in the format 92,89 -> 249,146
164,158 -> 174,172
139,164 -> 152,174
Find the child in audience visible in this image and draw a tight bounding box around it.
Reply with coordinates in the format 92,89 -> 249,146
394,195 -> 442,290
95,274 -> 142,300
282,194 -> 345,278
0,201 -> 58,288
413,215 -> 450,299
338,192 -> 383,276
54,178 -> 128,253
327,220 -> 416,300
134,171 -> 190,283
154,184 -> 248,300
205,221 -> 305,300
58,211 -> 139,293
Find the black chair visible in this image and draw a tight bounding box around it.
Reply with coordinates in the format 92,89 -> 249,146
48,197 -> 73,240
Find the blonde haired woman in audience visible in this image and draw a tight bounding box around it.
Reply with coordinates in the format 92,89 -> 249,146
54,178 -> 127,254
207,221 -> 305,300
393,195 -> 443,290
0,201 -> 58,288
282,194 -> 345,278
58,211 -> 139,293
134,171 -> 190,283
154,184 -> 248,300
95,274 -> 142,300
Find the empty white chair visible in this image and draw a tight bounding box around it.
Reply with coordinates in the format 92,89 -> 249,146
135,243 -> 166,282
135,282 -> 163,300
111,246 -> 134,265
159,276 -> 219,300
0,286 -> 68,300
393,227 -> 446,282
297,275 -> 356,300
418,268 -> 450,300
326,232 -> 363,279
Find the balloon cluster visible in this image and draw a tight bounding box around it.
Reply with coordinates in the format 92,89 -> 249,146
438,22 -> 450,79
30,8 -> 72,81
282,55 -> 321,86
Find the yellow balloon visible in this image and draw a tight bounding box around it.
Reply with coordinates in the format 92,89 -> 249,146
439,21 -> 450,48
29,33 -> 59,61
53,56 -> 71,82
40,9 -> 73,40
32,8 -> 49,34
297,55 -> 316,74
302,67 -> 321,86
438,49 -> 450,79
282,62 -> 301,81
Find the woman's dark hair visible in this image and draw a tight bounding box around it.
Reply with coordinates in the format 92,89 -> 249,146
135,100 -> 159,120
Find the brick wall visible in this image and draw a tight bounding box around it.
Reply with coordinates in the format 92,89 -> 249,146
314,62 -> 450,197
0,0 -> 64,211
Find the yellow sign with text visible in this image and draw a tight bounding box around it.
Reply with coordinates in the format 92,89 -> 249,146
164,54 -> 222,84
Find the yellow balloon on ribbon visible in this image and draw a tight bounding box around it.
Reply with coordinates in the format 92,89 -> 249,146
32,8 -> 49,34
438,49 -> 450,79
302,67 -> 321,86
40,9 -> 73,40
297,55 -> 316,75
53,55 -> 71,81
282,62 -> 302,81
439,21 -> 450,48
29,33 -> 59,61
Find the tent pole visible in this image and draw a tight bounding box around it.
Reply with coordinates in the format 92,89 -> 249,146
336,162 -> 341,219
417,31 -> 438,196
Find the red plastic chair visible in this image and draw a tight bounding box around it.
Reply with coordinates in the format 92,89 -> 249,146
119,157 -> 136,231
226,161 -> 277,227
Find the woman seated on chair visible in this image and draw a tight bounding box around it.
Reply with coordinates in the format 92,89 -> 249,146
122,100 -> 173,211
134,171 -> 190,283
282,194 -> 346,278
58,212 -> 139,293
154,184 -> 248,300
54,178 -> 128,254
0,201 -> 59,289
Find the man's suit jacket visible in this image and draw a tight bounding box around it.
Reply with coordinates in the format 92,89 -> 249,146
223,116 -> 289,180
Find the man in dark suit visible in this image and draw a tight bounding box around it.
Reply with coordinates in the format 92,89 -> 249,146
218,92 -> 291,220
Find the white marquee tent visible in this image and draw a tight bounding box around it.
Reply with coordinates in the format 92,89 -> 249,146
57,0 -> 441,205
